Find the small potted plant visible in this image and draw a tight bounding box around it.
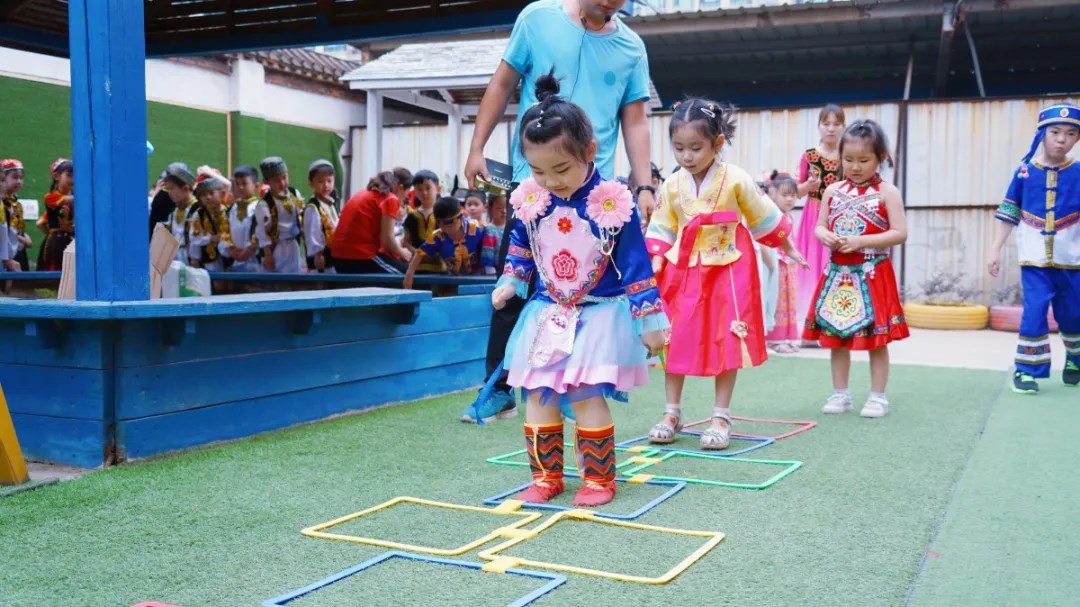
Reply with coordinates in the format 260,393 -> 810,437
988,283 -> 1059,333
903,270 -> 990,330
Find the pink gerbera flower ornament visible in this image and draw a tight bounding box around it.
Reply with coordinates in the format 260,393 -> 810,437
509,178 -> 552,223
586,180 -> 633,255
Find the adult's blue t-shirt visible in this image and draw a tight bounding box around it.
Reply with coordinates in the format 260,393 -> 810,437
503,0 -> 651,182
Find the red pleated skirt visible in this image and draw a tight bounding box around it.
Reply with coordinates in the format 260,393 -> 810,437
659,225 -> 767,376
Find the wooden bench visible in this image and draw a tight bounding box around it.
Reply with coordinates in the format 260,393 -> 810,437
0,287 -> 431,348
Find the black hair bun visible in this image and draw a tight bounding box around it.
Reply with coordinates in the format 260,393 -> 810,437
535,70 -> 561,103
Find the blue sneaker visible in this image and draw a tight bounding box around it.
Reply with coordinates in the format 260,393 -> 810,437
461,391 -> 518,424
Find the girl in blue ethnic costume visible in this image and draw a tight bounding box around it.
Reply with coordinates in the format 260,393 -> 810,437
989,103 -> 1080,393
491,73 -> 668,508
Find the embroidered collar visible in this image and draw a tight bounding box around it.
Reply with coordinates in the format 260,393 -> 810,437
552,164 -> 601,204
1031,158 -> 1076,171
681,157 -> 722,198
848,174 -> 882,189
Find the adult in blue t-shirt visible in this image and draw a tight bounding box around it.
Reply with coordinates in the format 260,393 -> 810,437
466,0 -> 656,215
461,0 -> 657,424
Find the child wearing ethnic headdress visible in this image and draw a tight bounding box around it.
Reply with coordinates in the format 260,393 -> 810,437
491,72 -> 668,507
255,156 -> 305,273
803,120 -> 909,418
989,103 -> 1080,393
402,196 -> 488,289
37,158 -> 75,271
304,160 -> 340,274
150,163 -> 197,263
1,159 -> 31,271
149,162 -> 196,247
645,99 -> 804,450
227,165 -> 261,272
187,167 -> 234,271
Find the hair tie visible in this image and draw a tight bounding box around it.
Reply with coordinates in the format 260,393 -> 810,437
672,101 -> 683,110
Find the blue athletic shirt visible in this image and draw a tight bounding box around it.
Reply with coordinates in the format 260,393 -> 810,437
503,0 -> 651,182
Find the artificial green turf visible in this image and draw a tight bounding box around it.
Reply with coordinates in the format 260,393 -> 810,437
285,557 -> 543,607
907,379 -> 1080,607
496,517 -> 714,580
318,500 -> 530,552
627,452 -> 800,487
0,357 -> 1008,606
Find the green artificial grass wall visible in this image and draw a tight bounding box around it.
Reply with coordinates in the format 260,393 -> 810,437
0,74 -> 344,268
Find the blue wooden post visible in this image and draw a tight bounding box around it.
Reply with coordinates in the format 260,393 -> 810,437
68,0 -> 150,301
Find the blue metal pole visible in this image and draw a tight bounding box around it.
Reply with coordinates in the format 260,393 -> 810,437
68,0 -> 150,301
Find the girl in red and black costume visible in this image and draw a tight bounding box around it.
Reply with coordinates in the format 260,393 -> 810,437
37,158 -> 74,271
803,119 -> 909,419
795,105 -> 846,327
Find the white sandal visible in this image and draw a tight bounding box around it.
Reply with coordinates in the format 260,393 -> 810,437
648,409 -> 683,444
699,414 -> 731,450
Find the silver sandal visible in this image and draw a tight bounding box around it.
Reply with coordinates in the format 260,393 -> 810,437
648,409 -> 683,444
699,414 -> 732,450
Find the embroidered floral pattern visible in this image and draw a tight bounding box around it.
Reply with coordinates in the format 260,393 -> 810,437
550,249 -> 579,281
508,244 -> 533,259
557,217 -> 573,233
625,276 -> 658,295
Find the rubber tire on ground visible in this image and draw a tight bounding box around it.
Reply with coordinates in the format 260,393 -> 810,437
903,303 -> 990,330
988,305 -> 1059,333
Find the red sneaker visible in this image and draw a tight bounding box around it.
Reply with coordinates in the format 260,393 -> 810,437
518,480 -> 565,503
572,482 -> 616,507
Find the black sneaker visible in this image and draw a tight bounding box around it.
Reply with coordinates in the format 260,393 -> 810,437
1064,360 -> 1080,387
1012,371 -> 1039,395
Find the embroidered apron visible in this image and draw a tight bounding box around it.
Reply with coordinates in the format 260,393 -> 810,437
814,256 -> 887,337
527,206 -> 608,368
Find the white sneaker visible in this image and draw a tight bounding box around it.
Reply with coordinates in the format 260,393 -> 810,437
860,395 -> 889,418
822,392 -> 853,414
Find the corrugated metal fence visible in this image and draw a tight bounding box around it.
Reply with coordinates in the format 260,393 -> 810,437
359,96 -> 1078,303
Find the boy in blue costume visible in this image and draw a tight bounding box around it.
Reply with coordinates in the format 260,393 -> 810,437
989,103 -> 1080,393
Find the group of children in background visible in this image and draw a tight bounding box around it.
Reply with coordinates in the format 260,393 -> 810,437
1,158 -> 74,272
147,158 -> 511,280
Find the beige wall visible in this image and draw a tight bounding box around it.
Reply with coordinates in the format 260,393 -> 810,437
360,96 -> 1078,303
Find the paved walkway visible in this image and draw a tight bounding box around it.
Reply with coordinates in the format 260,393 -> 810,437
776,328 -> 1066,372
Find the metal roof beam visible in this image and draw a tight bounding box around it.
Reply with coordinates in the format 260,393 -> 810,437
646,31 -> 938,60
933,1 -> 957,96
2,0 -> 35,19
628,0 -> 1080,38
380,90 -> 457,116
344,75 -> 492,90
